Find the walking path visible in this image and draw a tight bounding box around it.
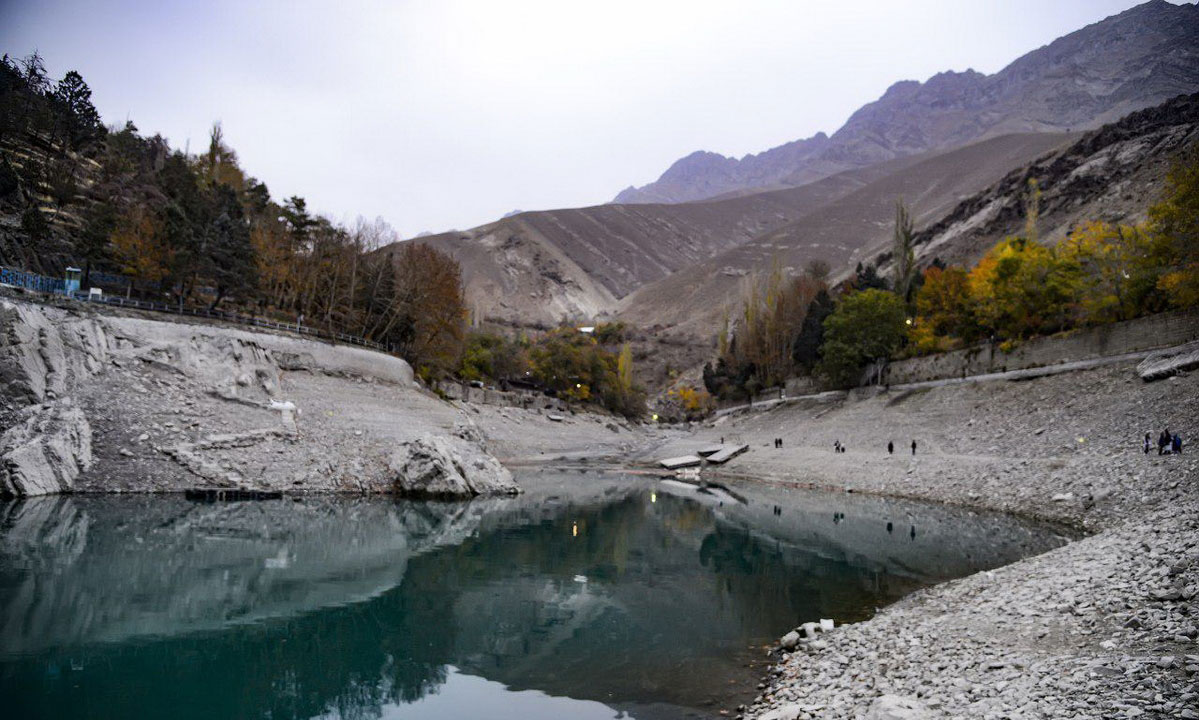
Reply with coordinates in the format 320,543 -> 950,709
714,344 -> 1182,417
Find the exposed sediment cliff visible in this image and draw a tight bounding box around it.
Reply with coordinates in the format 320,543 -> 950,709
1,295 -> 617,497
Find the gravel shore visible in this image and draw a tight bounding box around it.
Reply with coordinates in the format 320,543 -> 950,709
648,364 -> 1198,719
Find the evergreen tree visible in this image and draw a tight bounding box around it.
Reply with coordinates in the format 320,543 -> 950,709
52,70 -> 103,149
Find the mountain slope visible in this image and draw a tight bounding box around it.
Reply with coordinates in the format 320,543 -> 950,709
616,132 -> 1078,333
907,92 -> 1199,269
614,0 -> 1199,205
412,161 -> 915,325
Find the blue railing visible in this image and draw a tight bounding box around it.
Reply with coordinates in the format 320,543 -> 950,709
0,265 -> 388,353
0,266 -> 65,294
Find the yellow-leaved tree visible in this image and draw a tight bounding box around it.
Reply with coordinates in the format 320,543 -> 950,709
110,205 -> 172,296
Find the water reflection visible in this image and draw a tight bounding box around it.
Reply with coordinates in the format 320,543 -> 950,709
0,476 -> 1066,719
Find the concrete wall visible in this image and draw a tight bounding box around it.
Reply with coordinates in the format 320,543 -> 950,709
882,308 -> 1199,386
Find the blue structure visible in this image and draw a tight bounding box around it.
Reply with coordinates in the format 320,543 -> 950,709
65,267 -> 81,294
0,266 -> 66,294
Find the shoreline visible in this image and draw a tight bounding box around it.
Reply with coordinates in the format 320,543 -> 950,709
644,364 -> 1197,720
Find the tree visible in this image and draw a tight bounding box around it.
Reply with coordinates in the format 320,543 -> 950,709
1023,178 -> 1041,243
914,265 -> 974,338
205,184 -> 257,309
1147,144 -> 1199,308
968,237 -> 1080,339
792,288 -> 834,370
386,243 -> 467,380
111,205 -> 172,295
891,199 -> 918,303
1057,221 -> 1161,323
52,70 -> 103,149
816,289 -> 907,387
852,262 -> 889,291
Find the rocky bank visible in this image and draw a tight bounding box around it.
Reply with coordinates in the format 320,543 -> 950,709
647,361 -> 1198,719
0,294 -> 649,498
3,291 -> 1196,718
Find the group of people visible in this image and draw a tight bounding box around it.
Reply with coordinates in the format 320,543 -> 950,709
773,437 -> 784,448
829,439 -> 918,455
1145,429 -> 1184,455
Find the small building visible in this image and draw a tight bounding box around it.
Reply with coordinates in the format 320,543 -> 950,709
64,267 -> 81,295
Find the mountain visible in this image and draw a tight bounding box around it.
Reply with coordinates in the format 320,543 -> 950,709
615,132 -> 1078,333
416,164 -> 898,325
620,92 -> 1199,336
908,92 -> 1199,269
614,0 -> 1199,205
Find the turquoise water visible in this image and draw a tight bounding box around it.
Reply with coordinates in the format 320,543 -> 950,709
0,473 -> 1066,719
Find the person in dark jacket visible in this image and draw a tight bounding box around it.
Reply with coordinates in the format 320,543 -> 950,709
1173,433 -> 1183,455
887,441 -> 894,454
911,440 -> 917,456
1144,432 -> 1151,454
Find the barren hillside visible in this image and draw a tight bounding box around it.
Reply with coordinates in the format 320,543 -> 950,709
616,132 -> 1076,333
408,165 -> 891,325
905,92 -> 1199,270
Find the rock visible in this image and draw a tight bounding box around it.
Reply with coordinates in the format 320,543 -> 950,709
819,618 -> 835,632
864,694 -> 933,720
780,630 -> 801,650
1137,341 -> 1199,381
0,401 -> 92,496
1052,492 -> 1075,502
388,435 -> 520,499
758,704 -> 806,720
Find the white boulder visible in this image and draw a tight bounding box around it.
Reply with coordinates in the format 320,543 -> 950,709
388,435 -> 520,499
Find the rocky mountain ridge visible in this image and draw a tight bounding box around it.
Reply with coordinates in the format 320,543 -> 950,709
615,0 -> 1199,204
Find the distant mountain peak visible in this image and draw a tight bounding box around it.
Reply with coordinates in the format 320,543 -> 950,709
612,0 -> 1199,205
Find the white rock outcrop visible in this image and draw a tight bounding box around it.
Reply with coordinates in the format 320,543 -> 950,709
1137,341 -> 1199,381
1,400 -> 92,496
388,435 -> 520,499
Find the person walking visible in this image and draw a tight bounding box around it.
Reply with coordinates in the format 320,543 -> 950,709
1173,433 -> 1183,455
1159,429 -> 1171,455
887,441 -> 894,455
1144,432 -> 1152,454
911,440 -> 917,456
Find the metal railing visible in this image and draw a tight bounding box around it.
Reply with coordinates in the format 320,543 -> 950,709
0,266 -> 65,294
1,265 -> 388,353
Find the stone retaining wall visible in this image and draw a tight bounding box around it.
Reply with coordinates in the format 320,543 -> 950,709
437,381 -> 567,412
882,308 -> 1199,386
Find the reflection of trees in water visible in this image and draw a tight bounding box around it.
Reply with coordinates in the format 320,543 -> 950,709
6,581 -> 456,720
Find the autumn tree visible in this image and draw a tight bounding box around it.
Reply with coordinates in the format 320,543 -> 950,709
914,265 -> 974,338
385,242 -> 467,380
110,205 -> 172,295
968,237 -> 1080,339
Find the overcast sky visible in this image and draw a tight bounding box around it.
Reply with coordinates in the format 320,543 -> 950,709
0,0 -> 1175,237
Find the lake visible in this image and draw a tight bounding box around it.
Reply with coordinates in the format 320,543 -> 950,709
0,472 -> 1067,719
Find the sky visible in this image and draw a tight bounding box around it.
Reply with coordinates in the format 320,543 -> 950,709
0,0 -> 1178,237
